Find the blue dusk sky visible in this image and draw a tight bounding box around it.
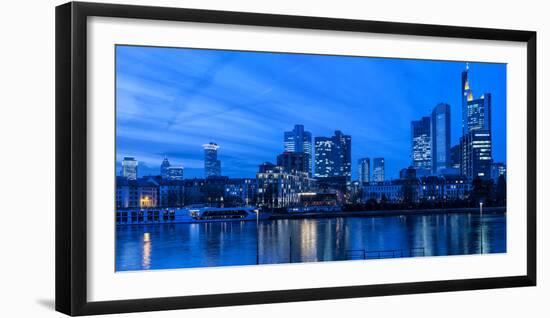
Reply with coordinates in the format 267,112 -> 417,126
116,45 -> 506,180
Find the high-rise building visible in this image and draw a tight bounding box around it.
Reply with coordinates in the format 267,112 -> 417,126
373,157 -> 385,182
203,142 -> 221,177
335,131 -> 352,179
411,116 -> 432,171
166,166 -> 184,180
461,63 -> 491,135
491,162 -> 506,181
461,63 -> 472,136
465,94 -> 492,133
121,156 -> 138,180
314,130 -> 351,180
431,103 -> 451,175
358,158 -> 370,184
463,65 -> 491,134
314,137 -> 334,178
450,144 -> 461,169
160,156 -> 171,179
284,124 -> 313,176
277,152 -> 307,175
460,64 -> 493,179
461,130 -> 492,179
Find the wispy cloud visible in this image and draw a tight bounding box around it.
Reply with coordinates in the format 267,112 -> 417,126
116,46 -> 507,179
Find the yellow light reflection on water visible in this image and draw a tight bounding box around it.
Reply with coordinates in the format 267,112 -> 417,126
142,232 -> 151,269
300,219 -> 318,262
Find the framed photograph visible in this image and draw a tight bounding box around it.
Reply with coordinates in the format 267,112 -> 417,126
55,1 -> 536,316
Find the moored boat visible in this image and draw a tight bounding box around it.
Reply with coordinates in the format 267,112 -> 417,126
116,206 -> 269,225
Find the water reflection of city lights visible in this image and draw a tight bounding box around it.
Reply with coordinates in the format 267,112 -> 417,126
115,213 -> 505,271
300,220 -> 318,261
142,232 -> 151,269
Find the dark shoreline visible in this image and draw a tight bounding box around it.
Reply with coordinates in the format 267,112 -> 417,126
268,206 -> 506,220
115,207 -> 507,226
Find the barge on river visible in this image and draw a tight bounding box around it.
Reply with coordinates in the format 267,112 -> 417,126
116,206 -> 270,225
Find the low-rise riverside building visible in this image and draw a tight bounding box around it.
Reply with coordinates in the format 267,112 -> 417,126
203,176 -> 229,207
417,175 -> 470,201
256,162 -> 316,208
418,176 -> 445,201
224,178 -> 257,206
116,176 -> 159,208
159,179 -> 185,207
440,175 -> 470,201
362,180 -> 407,203
298,191 -> 339,207
181,177 -> 228,207
183,178 -> 207,205
117,176 -> 261,209
362,175 -> 471,204
315,176 -> 349,203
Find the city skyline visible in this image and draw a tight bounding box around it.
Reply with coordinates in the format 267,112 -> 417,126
116,45 -> 506,179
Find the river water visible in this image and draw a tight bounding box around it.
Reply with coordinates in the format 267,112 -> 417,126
116,212 -> 506,271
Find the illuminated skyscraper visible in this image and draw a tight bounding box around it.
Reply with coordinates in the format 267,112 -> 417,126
314,130 -> 351,180
461,63 -> 472,136
121,156 -> 138,180
431,103 -> 451,175
314,137 -> 334,178
461,131 -> 492,179
462,64 -> 492,134
460,64 -> 493,179
358,158 -> 370,184
411,116 -> 431,171
284,124 -> 312,176
373,157 -> 385,182
203,142 -> 221,177
160,156 -> 171,179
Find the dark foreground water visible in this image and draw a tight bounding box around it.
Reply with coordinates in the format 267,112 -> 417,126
116,212 -> 506,271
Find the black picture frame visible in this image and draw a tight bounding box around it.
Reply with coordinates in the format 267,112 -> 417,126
55,1 -> 537,316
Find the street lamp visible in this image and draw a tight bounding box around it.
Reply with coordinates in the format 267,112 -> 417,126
255,209 -> 260,265
479,201 -> 483,254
